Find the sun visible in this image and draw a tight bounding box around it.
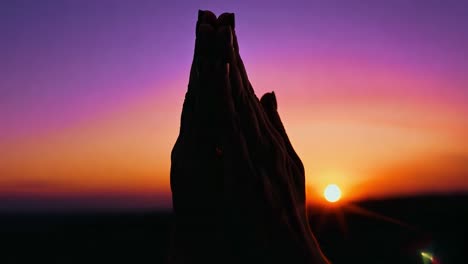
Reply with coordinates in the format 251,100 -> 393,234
324,184 -> 342,203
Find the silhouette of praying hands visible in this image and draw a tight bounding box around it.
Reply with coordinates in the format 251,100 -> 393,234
169,10 -> 330,264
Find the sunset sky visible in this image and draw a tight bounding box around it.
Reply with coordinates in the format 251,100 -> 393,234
1,0 -> 467,210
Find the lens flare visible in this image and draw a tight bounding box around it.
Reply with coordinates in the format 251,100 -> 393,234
421,251 -> 434,264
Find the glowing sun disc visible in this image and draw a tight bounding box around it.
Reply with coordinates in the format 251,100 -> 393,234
324,184 -> 341,202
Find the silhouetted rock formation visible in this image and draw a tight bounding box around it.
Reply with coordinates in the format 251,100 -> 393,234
169,10 -> 330,264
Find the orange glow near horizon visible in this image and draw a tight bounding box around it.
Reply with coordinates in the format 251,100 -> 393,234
2,4 -> 468,210
2,68 -> 468,209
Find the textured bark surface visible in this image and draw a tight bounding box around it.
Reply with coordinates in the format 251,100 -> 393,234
169,10 -> 330,264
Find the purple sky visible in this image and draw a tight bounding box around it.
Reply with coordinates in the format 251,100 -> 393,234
1,0 -> 468,210
2,0 -> 467,139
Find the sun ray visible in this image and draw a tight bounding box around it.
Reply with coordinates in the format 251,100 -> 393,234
344,203 -> 417,231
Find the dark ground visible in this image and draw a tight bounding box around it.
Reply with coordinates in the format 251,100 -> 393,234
1,194 -> 467,264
